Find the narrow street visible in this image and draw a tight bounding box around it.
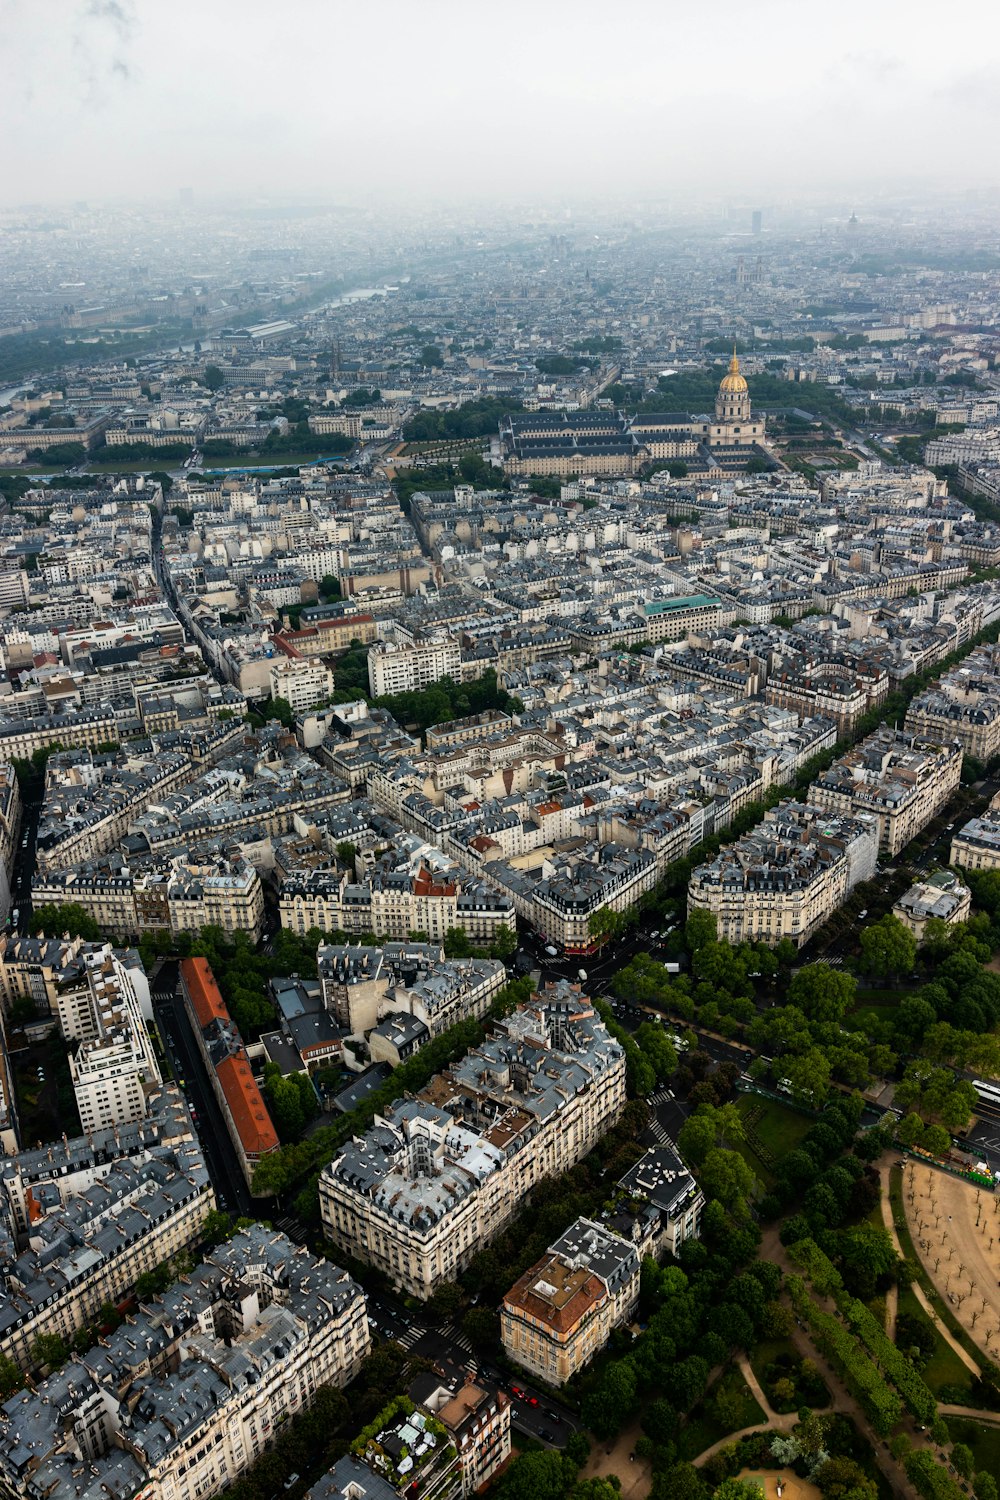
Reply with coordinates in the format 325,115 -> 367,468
151,963 -> 253,1217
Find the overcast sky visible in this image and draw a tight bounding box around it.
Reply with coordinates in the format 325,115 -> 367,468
2,0 -> 999,209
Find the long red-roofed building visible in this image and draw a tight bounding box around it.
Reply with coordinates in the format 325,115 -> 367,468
179,957 -> 280,1194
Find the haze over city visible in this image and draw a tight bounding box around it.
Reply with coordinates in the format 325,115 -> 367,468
2,9 -> 1000,1500
2,0 -> 1000,205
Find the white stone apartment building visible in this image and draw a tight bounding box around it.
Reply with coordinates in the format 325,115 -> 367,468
0,1112 -> 214,1371
167,852 -> 266,941
0,1228 -> 370,1500
905,646 -> 1000,765
687,801 -> 879,948
368,635 -> 462,697
279,866 -> 514,948
893,869 -> 972,940
951,804 -> 1000,872
268,655 -> 335,715
808,726 -> 963,858
320,987 -> 625,1298
67,946 -> 162,1132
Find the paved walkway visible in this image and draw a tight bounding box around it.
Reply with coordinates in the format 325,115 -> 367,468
737,1354 -> 781,1423
580,1419 -> 653,1500
758,1216 -> 926,1500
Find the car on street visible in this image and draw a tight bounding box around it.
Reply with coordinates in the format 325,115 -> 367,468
539,1429 -> 553,1442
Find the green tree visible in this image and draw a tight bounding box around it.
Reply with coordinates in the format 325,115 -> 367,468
203,364 -> 224,390
30,902 -> 102,941
897,1112 -> 924,1148
685,909 -> 717,952
922,1123 -> 952,1155
462,1306 -> 499,1350
31,1332 -> 68,1372
860,914 -> 917,980
495,1451 -> 569,1500
420,345 -> 444,369
839,1225 -> 898,1296
783,1048 -> 832,1107
700,1148 -> 757,1213
490,924 -> 518,961
428,1280 -> 464,1321
951,1444 -> 975,1481
788,964 -> 856,1023
588,905 -> 630,945
265,695 -> 295,729
443,926 -> 473,958
0,1354 -> 25,1400
635,1022 -> 678,1082
200,1209 -> 235,1248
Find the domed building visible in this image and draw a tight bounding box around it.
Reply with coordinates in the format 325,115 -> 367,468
500,348 -> 770,478
706,348 -> 765,448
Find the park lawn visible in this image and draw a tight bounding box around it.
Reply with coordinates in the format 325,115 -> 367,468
731,1132 -> 775,1191
736,1096 -> 814,1188
847,1004 -> 899,1033
747,1336 -> 799,1392
895,1285 -> 972,1397
746,1098 -> 814,1158
945,1417 -> 1000,1475
676,1363 -> 766,1461
200,451 -> 345,470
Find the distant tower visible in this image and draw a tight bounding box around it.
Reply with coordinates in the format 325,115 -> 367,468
751,209 -> 762,236
847,212 -> 859,233
716,347 -> 751,424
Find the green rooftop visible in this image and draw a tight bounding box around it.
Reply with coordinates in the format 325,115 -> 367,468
643,594 -> 722,615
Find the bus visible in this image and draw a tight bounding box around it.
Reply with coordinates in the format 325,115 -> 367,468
973,1079 -> 1000,1108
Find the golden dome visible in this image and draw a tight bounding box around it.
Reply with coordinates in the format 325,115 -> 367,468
719,347 -> 748,394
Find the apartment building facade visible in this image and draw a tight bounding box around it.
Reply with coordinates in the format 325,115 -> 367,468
687,801 -> 879,948
367,636 -> 462,697
0,1119 -> 214,1371
319,988 -> 625,1297
808,726 -> 963,857
501,1218 -> 639,1386
0,1228 -> 370,1500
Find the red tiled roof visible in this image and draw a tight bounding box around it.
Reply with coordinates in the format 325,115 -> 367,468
216,1053 -> 280,1159
180,957 -> 228,1029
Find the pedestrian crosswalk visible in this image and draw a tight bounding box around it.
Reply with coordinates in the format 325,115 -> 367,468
396,1324 -> 425,1350
649,1089 -> 674,1107
648,1117 -> 672,1146
443,1321 -> 473,1354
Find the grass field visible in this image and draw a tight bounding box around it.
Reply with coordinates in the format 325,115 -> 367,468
736,1096 -> 814,1188
896,1284 -> 972,1397
676,1363 -> 766,1460
944,1417 -> 1000,1476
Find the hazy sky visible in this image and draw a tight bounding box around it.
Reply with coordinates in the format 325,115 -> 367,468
2,0 -> 999,207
